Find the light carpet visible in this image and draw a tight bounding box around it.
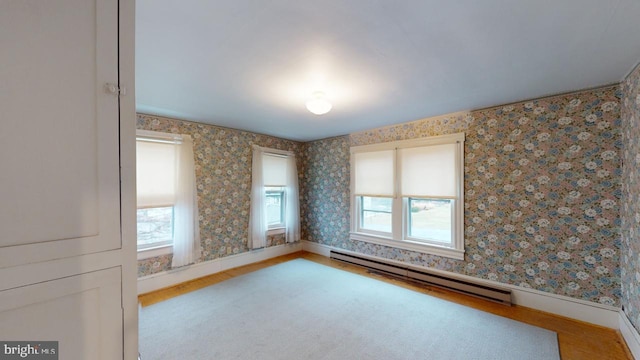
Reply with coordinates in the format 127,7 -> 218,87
139,259 -> 560,359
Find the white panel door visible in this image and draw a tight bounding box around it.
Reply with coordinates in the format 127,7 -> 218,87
0,0 -> 120,268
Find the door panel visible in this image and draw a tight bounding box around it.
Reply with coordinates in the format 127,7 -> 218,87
0,0 -> 120,267
0,268 -> 123,360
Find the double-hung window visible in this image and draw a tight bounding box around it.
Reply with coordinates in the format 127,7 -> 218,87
350,133 -> 465,259
248,145 -> 300,249
263,153 -> 287,231
136,130 -> 201,267
136,132 -> 179,252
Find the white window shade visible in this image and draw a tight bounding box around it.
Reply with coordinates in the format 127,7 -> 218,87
354,150 -> 394,196
399,143 -> 457,197
136,140 -> 177,208
263,154 -> 287,186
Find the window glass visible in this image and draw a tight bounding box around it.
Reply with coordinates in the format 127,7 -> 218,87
407,198 -> 452,244
136,206 -> 173,249
360,196 -> 392,233
266,187 -> 285,227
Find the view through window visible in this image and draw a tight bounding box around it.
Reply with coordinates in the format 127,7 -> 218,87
266,187 -> 285,227
137,207 -> 173,249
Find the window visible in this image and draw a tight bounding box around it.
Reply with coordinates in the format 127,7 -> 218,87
350,133 -> 465,259
248,145 -> 300,249
136,130 -> 201,268
266,187 -> 285,228
136,134 -> 179,251
263,153 -> 288,231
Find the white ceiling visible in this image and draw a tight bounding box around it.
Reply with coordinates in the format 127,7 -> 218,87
136,0 -> 640,142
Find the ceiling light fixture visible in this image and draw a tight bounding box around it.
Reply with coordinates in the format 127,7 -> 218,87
305,91 -> 332,115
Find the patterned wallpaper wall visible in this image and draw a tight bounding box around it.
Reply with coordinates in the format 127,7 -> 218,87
300,136 -> 352,249
137,114 -> 303,277
621,63 -> 640,331
302,86 -> 623,306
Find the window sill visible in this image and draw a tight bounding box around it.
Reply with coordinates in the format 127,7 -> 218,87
137,244 -> 173,260
267,227 -> 285,236
349,232 -> 465,260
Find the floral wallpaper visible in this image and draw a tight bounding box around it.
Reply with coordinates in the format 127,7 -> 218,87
137,114 -> 303,277
621,62 -> 640,332
300,136 -> 351,248
302,86 -> 623,306
138,254 -> 172,276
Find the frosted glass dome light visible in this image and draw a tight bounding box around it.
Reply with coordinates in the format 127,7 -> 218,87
305,91 -> 332,115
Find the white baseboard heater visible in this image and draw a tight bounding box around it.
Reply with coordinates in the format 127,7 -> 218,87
330,250 -> 512,305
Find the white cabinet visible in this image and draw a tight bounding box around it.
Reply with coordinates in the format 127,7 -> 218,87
0,0 -> 136,358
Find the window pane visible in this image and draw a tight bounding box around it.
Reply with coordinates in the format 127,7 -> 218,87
137,207 -> 173,249
360,196 -> 392,233
408,198 -> 452,243
266,188 -> 284,226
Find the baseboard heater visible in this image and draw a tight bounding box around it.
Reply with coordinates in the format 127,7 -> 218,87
330,250 -> 512,305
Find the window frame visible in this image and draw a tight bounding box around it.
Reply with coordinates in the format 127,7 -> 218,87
350,133 -> 465,260
404,197 -> 455,245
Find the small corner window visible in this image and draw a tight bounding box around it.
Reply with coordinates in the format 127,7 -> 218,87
249,145 -> 300,249
350,133 -> 465,260
262,153 -> 288,233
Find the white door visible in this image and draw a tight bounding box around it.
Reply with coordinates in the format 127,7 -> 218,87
0,0 -> 136,359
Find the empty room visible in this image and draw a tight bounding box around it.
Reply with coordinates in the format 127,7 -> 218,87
2,0 -> 640,359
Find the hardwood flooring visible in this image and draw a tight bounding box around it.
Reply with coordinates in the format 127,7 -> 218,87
138,251 -> 633,360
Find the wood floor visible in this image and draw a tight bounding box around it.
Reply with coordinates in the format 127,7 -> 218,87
139,251 -> 633,360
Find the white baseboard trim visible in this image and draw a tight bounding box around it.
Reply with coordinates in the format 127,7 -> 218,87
620,310 -> 640,359
138,243 -> 302,295
301,240 -> 620,328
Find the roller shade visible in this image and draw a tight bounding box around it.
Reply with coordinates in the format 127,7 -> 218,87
353,150 -> 394,196
136,140 -> 177,207
263,153 -> 287,186
399,143 -> 457,197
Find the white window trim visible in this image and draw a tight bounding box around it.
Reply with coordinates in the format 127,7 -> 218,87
136,129 -> 184,143
267,227 -> 285,236
137,244 -> 173,260
349,132 -> 465,260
